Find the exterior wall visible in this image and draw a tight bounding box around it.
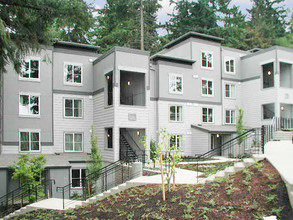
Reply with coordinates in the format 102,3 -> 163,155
0,169 -> 7,197
191,128 -> 209,155
2,49 -> 53,154
48,168 -> 70,199
53,93 -> 93,153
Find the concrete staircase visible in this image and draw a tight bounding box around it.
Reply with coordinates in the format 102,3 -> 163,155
2,181 -> 143,220
199,155 -> 265,184
274,131 -> 293,141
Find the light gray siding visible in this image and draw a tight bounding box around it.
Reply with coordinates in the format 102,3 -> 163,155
0,169 -> 7,197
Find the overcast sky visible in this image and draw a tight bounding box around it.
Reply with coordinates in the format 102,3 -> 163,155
87,0 -> 293,35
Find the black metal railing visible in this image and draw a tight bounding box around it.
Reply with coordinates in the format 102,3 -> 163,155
56,159 -> 141,210
196,129 -> 262,160
0,179 -> 55,218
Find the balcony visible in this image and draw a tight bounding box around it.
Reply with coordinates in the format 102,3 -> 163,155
120,70 -> 145,106
280,62 -> 293,89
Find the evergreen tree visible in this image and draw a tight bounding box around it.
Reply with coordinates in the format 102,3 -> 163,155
0,0 -> 94,74
245,0 -> 287,49
89,0 -> 161,53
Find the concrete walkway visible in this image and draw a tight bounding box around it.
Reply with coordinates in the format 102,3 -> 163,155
265,140 -> 293,209
28,198 -> 83,210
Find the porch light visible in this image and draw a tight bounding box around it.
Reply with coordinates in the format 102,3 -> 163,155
268,71 -> 272,75
107,134 -> 110,138
106,75 -> 110,80
216,134 -> 220,138
137,131 -> 141,136
281,106 -> 284,111
127,81 -> 131,86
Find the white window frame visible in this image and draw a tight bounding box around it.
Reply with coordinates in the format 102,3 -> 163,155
201,50 -> 213,70
170,134 -> 183,148
202,107 -> 214,123
64,132 -> 83,152
224,57 -> 236,74
201,78 -> 214,96
64,98 -> 83,118
19,57 -> 41,81
71,168 -> 86,188
169,73 -> 183,94
19,92 -> 41,117
225,109 -> 236,124
19,129 -> 41,152
224,83 -> 236,99
63,62 -> 83,86
169,105 -> 183,122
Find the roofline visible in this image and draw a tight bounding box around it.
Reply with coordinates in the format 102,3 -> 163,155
191,124 -> 236,134
54,41 -> 100,52
94,46 -> 150,65
241,46 -> 293,60
150,54 -> 196,65
164,32 -> 224,49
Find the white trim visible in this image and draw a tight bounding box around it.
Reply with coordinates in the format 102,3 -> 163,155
224,57 -> 236,75
278,59 -> 293,65
201,78 -> 214,97
19,57 -> 41,82
63,62 -> 83,86
169,73 -> 183,95
202,107 -> 214,124
118,66 -> 148,74
19,92 -> 41,117
63,132 -> 84,152
201,50 -> 214,70
63,98 -> 83,119
71,168 -> 86,189
169,134 -> 183,149
19,129 -> 41,153
225,109 -> 236,125
168,105 -> 183,122
224,83 -> 236,99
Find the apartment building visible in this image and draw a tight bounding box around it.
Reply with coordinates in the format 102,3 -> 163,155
0,32 -> 292,198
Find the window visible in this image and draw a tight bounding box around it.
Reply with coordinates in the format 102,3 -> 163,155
64,133 -> 83,152
225,84 -> 236,98
169,106 -> 183,122
170,135 -> 182,148
202,79 -> 213,96
169,74 -> 183,94
19,94 -> 40,116
262,62 -> 274,88
64,63 -> 82,85
71,169 -> 86,188
263,103 -> 275,119
106,72 -> 113,106
225,110 -> 236,124
225,58 -> 235,74
201,51 -> 213,69
19,131 -> 40,152
20,58 -> 40,80
64,99 -> 83,118
106,128 -> 113,149
202,108 -> 213,123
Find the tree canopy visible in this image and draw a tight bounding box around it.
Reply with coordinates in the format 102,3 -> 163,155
0,0 -> 94,74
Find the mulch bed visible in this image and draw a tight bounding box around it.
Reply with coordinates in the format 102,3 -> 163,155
12,159 -> 293,219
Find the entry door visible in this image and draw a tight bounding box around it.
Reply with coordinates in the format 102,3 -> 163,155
211,134 -> 222,156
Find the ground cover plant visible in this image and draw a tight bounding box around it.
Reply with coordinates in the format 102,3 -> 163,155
178,161 -> 239,177
12,160 -> 293,219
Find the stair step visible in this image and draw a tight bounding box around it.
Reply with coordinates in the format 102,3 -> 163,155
234,162 -> 246,172
206,175 -> 215,182
215,171 -> 226,178
243,158 -> 255,166
224,166 -> 235,174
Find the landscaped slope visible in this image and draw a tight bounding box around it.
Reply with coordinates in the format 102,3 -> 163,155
12,160 -> 293,219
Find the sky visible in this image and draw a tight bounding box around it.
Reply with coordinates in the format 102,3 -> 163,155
87,0 -> 293,35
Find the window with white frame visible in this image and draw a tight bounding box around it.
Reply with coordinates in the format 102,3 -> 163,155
225,84 -> 236,98
64,99 -> 83,118
225,58 -> 235,74
202,79 -> 213,96
169,74 -> 183,94
19,131 -> 40,152
19,94 -> 40,116
202,107 -> 213,123
64,63 -> 82,85
170,134 -> 182,148
225,110 -> 236,124
64,133 -> 83,152
20,58 -> 40,80
201,51 -> 213,69
169,106 -> 183,122
71,169 -> 86,188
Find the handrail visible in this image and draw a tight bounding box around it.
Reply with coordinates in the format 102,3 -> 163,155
123,130 -> 144,155
196,129 -> 256,159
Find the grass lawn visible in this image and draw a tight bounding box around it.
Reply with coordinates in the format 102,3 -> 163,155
178,161 -> 239,177
12,160 -> 293,219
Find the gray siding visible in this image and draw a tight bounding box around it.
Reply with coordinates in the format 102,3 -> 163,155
0,169 -> 7,197
48,168 -> 70,199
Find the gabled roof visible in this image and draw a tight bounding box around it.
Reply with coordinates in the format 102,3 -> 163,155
164,32 -> 224,49
150,54 -> 196,65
